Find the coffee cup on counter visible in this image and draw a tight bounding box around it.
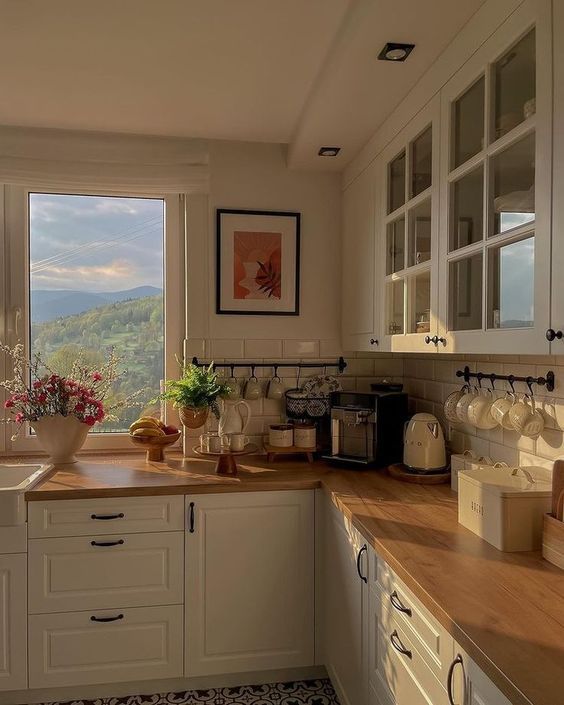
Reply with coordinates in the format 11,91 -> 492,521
268,424 -> 294,448
227,432 -> 249,452
200,432 -> 222,453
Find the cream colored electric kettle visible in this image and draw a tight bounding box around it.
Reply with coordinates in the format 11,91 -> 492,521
403,413 -> 446,472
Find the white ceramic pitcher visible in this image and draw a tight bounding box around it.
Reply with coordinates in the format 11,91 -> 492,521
218,399 -> 251,436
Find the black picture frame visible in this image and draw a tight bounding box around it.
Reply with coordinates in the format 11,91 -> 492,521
216,208 -> 301,316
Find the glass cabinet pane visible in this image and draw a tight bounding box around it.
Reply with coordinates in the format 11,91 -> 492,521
386,217 -> 405,274
453,76 -> 485,168
449,254 -> 483,331
488,236 -> 534,329
387,280 -> 404,335
409,271 -> 431,334
408,199 -> 431,267
388,151 -> 406,213
450,166 -> 484,251
491,133 -> 535,235
494,29 -> 536,141
411,127 -> 432,197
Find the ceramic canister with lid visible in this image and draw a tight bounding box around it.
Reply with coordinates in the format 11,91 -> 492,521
293,422 -> 316,449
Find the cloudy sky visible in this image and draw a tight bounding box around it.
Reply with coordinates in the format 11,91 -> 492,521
29,193 -> 164,292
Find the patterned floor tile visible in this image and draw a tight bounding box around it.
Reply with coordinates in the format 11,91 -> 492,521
38,678 -> 340,705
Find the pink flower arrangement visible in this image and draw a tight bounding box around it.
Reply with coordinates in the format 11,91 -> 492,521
1,343 -> 145,438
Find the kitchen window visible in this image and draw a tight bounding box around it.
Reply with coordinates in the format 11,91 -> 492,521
2,187 -> 184,452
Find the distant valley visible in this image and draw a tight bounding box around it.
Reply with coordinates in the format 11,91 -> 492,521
31,286 -> 163,323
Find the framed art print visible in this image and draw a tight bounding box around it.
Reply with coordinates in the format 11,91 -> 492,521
216,208 -> 300,315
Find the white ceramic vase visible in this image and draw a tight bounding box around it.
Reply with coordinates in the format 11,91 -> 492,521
30,414 -> 90,464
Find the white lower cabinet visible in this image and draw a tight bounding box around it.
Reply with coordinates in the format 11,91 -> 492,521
321,495 -> 368,705
449,648 -> 513,705
28,605 -> 183,688
0,554 -> 27,691
185,490 -> 314,677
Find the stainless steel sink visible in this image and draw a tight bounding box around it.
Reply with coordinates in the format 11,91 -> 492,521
0,464 -> 53,525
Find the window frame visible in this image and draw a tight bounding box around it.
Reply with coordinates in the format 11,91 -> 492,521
2,185 -> 184,454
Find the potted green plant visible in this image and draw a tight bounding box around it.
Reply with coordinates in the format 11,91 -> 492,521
158,362 -> 229,429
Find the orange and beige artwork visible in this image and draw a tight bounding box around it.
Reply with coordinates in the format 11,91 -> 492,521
233,230 -> 282,300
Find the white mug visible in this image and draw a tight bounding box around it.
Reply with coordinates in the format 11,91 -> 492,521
508,395 -> 545,438
244,375 -> 262,400
467,389 -> 498,430
269,424 -> 293,448
456,387 -> 477,423
490,392 -> 516,430
229,433 -> 249,452
225,376 -> 241,401
200,432 -> 222,453
267,375 -> 284,400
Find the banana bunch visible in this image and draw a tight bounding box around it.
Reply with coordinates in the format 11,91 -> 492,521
129,417 -> 179,437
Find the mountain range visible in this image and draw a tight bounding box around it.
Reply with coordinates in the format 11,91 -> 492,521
31,286 -> 162,323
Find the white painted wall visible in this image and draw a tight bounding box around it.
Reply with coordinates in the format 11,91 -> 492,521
186,140 -> 341,341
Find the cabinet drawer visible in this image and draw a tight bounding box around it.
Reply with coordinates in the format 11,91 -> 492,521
29,605 -> 183,688
377,607 -> 449,705
28,495 -> 185,537
376,561 -> 453,684
29,532 -> 184,613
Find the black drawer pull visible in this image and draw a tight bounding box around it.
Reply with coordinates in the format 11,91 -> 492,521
90,513 -> 125,521
90,614 -> 124,623
390,590 -> 412,617
390,629 -> 412,659
356,544 -> 368,583
447,653 -> 464,705
189,502 -> 195,533
90,539 -> 124,547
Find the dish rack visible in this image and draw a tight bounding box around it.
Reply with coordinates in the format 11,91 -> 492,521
285,389 -> 331,419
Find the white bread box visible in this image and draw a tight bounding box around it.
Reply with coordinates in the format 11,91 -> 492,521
458,466 -> 552,552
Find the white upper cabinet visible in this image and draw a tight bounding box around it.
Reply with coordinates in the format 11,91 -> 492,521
379,97 -> 441,353
438,0 -> 552,354
341,159 -> 380,351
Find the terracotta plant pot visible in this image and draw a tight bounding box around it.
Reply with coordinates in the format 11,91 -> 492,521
179,406 -> 209,429
30,414 -> 90,464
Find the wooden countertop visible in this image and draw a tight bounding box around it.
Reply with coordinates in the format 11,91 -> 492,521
21,453 -> 564,705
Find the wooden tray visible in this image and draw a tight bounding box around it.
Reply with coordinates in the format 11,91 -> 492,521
542,513 -> 564,570
264,443 -> 318,464
387,463 -> 451,485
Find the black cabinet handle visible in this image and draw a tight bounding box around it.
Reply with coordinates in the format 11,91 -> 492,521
390,590 -> 412,616
90,613 -> 124,623
356,544 -> 367,583
390,630 -> 412,659
447,653 -> 464,705
90,539 -> 124,547
424,335 -> 432,345
437,336 -> 446,345
189,502 -> 195,533
546,328 -> 563,342
90,513 -> 125,521
370,338 -> 379,346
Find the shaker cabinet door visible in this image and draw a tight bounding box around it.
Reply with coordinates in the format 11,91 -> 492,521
0,553 -> 27,691
341,159 -> 381,351
185,491 -> 314,677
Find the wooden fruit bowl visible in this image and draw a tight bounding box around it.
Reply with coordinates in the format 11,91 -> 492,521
129,431 -> 181,462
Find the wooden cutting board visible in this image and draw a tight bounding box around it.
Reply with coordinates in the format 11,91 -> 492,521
552,460 -> 564,518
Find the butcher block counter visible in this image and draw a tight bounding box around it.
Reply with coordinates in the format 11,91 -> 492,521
20,452 -> 564,705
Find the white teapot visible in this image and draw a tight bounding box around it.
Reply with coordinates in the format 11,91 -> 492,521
218,399 -> 251,436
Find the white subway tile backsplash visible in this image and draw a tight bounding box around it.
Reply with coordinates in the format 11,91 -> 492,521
244,339 -> 283,358
320,339 -> 345,357
344,358 -> 374,377
210,339 -> 245,359
184,338 -> 206,359
283,340 -> 320,358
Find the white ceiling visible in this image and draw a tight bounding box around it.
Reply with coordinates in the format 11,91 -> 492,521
0,0 -> 486,169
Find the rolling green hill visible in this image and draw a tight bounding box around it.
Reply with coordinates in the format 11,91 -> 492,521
31,295 -> 164,432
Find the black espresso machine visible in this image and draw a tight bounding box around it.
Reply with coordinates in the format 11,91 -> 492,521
323,390 -> 408,467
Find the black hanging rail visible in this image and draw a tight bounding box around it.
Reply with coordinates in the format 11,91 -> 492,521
191,356 -> 348,374
456,365 -> 555,393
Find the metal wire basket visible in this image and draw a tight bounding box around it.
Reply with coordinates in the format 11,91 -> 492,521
285,389 -> 331,419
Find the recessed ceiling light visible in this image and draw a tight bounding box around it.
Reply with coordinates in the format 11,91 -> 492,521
378,42 -> 415,62
318,146 -> 341,157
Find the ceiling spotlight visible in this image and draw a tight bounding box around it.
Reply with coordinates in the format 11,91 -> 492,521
378,42 -> 415,62
318,146 -> 341,157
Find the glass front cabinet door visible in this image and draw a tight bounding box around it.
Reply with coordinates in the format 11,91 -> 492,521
379,96 -> 441,352
438,0 -> 552,354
